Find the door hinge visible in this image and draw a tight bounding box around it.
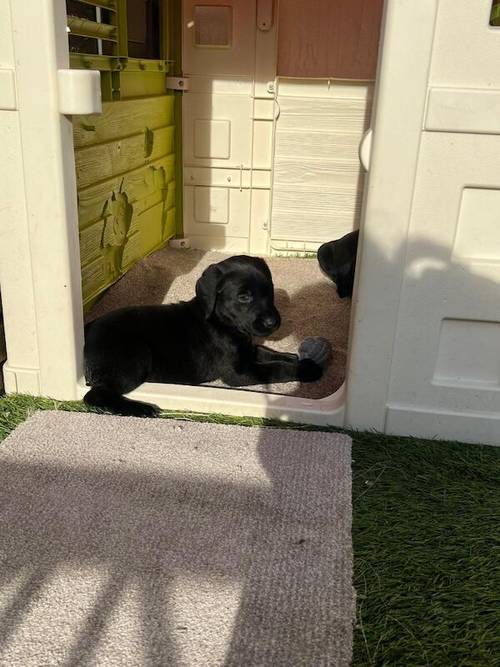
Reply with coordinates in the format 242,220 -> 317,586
166,76 -> 190,92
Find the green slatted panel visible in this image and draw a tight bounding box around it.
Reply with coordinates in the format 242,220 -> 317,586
67,0 -> 181,310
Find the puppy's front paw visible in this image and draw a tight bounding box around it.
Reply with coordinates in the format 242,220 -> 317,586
128,401 -> 161,418
298,337 -> 332,369
297,358 -> 323,383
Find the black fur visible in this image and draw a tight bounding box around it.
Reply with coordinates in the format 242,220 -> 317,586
84,255 -> 328,417
317,230 -> 359,298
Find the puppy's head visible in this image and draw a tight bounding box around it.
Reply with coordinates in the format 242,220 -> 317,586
317,230 -> 359,299
195,255 -> 281,337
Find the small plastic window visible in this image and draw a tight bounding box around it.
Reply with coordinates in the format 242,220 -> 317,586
66,0 -> 161,58
66,0 -> 99,54
194,6 -> 232,47
127,0 -> 161,59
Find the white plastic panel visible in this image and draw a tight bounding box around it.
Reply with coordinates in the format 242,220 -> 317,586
433,319 -> 500,389
387,132 -> 500,419
346,0 -> 500,444
252,121 -> 273,170
185,94 -> 252,169
379,1 -> 500,443
430,0 -> 500,89
345,0 -> 440,433
385,406 -> 500,446
271,78 -> 372,244
426,87 -> 500,134
182,0 -> 275,253
194,119 -> 231,159
184,166 -> 270,189
0,69 -> 16,110
453,188 -> 500,261
0,112 -> 39,375
184,185 -> 250,239
194,186 -> 229,223
0,0 -> 14,68
0,0 -> 84,398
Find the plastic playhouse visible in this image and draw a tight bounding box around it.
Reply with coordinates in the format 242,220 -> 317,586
1,0 -> 500,445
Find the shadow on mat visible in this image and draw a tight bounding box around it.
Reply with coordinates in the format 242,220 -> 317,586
0,431 -> 347,666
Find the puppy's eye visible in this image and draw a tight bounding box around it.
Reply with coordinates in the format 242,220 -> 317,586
237,292 -> 253,303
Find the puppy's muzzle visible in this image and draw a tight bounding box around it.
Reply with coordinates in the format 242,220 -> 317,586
254,310 -> 281,336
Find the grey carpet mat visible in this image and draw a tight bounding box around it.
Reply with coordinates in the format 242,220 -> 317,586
0,411 -> 354,667
86,247 -> 351,399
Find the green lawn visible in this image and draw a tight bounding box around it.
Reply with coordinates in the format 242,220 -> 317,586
1,394 -> 499,666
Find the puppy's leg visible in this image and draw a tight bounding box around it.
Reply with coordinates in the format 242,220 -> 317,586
224,342 -> 329,386
84,343 -> 160,417
83,387 -> 160,418
255,345 -> 326,383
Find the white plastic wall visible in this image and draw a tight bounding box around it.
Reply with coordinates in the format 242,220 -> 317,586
347,0 -> 500,445
270,78 -> 372,255
181,0 -> 276,256
1,0 -> 499,445
0,0 -> 84,399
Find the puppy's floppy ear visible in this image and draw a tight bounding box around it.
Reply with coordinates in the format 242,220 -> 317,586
256,257 -> 273,283
334,262 -> 355,298
195,263 -> 222,318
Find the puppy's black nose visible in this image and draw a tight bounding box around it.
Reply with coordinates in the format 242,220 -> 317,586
262,313 -> 279,330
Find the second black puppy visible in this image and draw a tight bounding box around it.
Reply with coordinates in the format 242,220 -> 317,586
84,255 -> 330,417
317,229 -> 359,298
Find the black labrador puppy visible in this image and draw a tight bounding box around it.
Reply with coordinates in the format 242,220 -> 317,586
84,255 -> 331,417
317,229 -> 359,298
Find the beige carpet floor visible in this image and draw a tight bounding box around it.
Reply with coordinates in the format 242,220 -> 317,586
86,247 -> 351,399
0,411 -> 354,667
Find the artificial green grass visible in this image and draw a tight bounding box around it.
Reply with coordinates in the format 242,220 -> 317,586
0,393 -> 499,666
351,432 -> 499,666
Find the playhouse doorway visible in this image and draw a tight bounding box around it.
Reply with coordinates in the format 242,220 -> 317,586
70,0 -> 384,405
